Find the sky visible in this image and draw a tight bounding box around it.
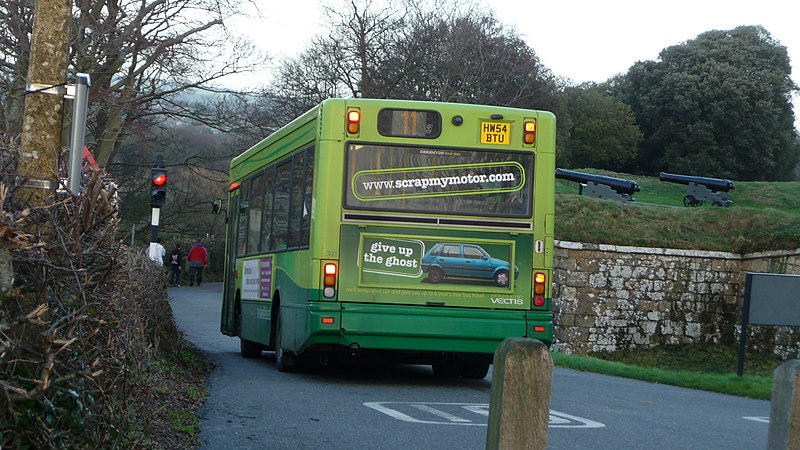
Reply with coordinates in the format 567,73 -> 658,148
228,0 -> 800,129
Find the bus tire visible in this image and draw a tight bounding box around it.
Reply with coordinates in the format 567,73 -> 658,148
428,267 -> 444,283
275,310 -> 297,372
461,362 -> 490,379
240,338 -> 262,358
494,269 -> 510,287
432,362 -> 461,378
233,293 -> 242,334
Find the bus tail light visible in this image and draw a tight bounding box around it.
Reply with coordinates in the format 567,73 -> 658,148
347,109 -> 361,135
533,271 -> 546,307
523,120 -> 536,145
323,262 -> 337,298
534,325 -> 546,333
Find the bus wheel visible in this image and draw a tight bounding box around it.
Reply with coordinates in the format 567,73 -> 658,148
432,362 -> 461,378
233,295 -> 242,334
240,338 -> 262,358
494,270 -> 510,287
461,363 -> 490,379
275,312 -> 297,372
428,267 -> 444,283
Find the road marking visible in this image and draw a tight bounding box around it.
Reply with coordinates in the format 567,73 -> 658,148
411,404 -> 472,423
461,404 -> 490,417
743,416 -> 770,423
550,411 -> 605,428
364,402 -> 604,428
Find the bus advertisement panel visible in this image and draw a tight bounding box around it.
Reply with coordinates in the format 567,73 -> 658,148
346,144 -> 533,217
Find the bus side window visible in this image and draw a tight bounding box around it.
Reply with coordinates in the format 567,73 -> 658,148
261,167 -> 275,251
288,152 -> 306,248
247,172 -> 264,254
301,147 -> 314,246
272,161 -> 291,250
236,180 -> 250,256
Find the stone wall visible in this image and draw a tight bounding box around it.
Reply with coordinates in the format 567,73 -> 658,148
553,241 -> 800,358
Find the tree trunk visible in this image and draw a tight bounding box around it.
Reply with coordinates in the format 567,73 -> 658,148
18,0 -> 71,192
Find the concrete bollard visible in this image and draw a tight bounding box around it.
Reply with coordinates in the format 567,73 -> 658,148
486,338 -> 553,450
768,359 -> 800,450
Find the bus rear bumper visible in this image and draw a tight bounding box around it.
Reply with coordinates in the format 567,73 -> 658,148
304,302 -> 552,356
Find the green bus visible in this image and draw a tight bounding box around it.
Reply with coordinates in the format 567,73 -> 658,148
219,98 -> 555,378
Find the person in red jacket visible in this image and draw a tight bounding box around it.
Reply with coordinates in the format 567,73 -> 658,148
187,239 -> 208,286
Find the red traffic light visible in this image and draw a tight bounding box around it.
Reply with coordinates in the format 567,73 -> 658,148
150,168 -> 168,208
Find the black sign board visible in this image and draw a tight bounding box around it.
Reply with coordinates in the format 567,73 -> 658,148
738,273 -> 800,375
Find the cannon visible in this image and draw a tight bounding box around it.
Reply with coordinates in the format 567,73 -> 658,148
658,172 -> 735,207
555,168 -> 640,202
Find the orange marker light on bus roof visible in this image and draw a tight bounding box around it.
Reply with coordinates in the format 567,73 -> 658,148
347,109 -> 361,135
229,181 -> 240,191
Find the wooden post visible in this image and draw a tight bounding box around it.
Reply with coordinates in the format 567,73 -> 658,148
486,338 -> 553,450
18,0 -> 71,199
767,359 -> 800,450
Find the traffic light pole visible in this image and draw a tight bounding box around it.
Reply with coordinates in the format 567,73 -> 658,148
148,154 -> 167,263
148,207 -> 161,262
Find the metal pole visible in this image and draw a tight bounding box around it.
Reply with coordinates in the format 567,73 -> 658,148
68,73 -> 91,193
148,207 -> 160,261
148,153 -> 165,262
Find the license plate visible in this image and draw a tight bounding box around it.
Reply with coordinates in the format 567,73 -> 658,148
480,121 -> 510,145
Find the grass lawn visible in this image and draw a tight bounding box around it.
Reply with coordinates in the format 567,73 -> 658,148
556,170 -> 800,253
551,344 -> 785,400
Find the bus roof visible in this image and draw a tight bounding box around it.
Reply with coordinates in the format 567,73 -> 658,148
230,98 -> 555,178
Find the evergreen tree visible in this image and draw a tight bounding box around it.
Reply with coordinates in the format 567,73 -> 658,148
616,26 -> 799,180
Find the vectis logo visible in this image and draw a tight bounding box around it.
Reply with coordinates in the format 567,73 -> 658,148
491,297 -> 523,305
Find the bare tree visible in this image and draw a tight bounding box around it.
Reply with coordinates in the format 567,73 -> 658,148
0,0 -> 33,137
393,7 -> 562,111
0,0 -> 265,167
267,0 -> 563,120
270,0 -> 411,110
71,0 -> 264,167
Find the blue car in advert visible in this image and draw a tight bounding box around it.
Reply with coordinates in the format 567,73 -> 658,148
421,243 -> 519,287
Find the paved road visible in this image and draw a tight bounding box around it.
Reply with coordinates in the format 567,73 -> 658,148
170,283 -> 771,449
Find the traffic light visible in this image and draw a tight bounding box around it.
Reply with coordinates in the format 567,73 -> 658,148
150,167 -> 168,208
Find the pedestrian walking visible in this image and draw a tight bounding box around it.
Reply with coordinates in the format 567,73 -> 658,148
149,238 -> 166,266
169,243 -> 183,286
187,239 -> 208,286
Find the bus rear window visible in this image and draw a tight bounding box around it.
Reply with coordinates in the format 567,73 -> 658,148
345,144 -> 532,218
377,109 -> 441,138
